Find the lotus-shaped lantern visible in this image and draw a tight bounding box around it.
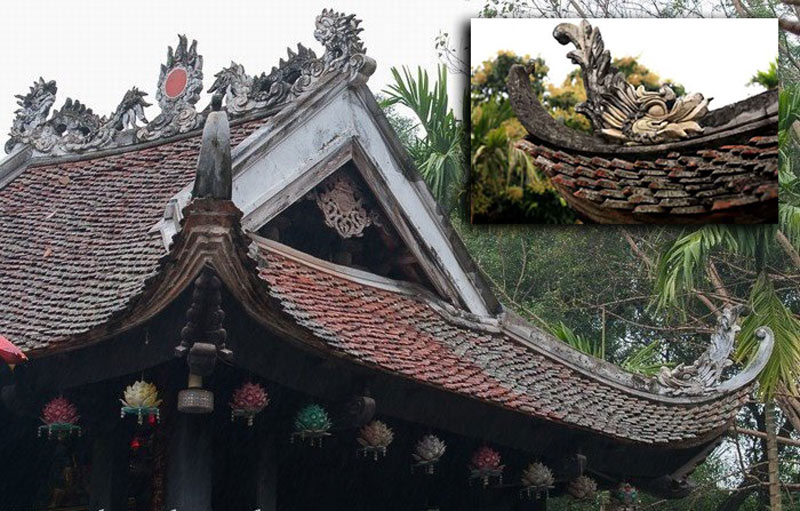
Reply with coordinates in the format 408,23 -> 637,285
39,396 -> 81,440
230,382 -> 269,426
356,420 -> 394,460
469,446 -> 504,488
520,462 -> 555,499
291,403 -> 332,447
568,475 -> 598,502
120,380 -> 162,425
412,434 -> 446,474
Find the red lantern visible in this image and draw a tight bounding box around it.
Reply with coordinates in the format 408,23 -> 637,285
130,436 -> 141,451
148,413 -> 157,426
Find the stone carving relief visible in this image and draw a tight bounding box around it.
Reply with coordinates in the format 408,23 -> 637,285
291,9 -> 376,95
312,175 -> 381,239
553,20 -> 710,145
4,79 -> 151,155
5,78 -> 56,154
5,10 -> 375,156
207,45 -> 317,117
138,35 -> 204,141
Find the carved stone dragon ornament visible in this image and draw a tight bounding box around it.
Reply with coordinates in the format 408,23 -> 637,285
655,306 -> 773,396
553,20 -> 710,145
5,10 -> 375,155
207,45 -> 318,117
5,80 -> 149,155
210,9 -> 376,116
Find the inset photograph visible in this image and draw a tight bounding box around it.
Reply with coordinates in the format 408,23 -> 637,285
470,18 -> 778,224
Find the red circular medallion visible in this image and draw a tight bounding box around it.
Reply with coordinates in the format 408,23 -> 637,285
164,68 -> 188,98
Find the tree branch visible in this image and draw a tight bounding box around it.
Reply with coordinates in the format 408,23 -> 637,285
730,427 -> 800,448
780,17 -> 800,36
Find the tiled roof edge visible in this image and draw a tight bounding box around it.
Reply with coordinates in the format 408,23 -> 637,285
252,236 -> 767,407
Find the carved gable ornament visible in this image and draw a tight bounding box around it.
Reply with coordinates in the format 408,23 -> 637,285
554,20 -> 710,145
312,175 -> 381,239
4,9 -> 375,156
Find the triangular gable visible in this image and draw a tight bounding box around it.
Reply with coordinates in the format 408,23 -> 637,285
156,75 -> 499,316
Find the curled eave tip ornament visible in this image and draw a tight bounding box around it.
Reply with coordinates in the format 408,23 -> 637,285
655,306 -> 774,396
553,20 -> 710,145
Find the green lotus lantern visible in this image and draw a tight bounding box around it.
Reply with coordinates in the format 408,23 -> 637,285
291,403 -> 332,446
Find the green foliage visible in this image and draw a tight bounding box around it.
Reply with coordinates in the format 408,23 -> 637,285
471,50 -> 548,101
780,84 -> 800,249
749,59 -> 780,90
470,51 -> 578,223
620,339 -> 667,376
738,273 -> 800,398
382,65 -> 464,212
470,95 -> 577,223
549,321 -> 604,359
652,226 -> 772,313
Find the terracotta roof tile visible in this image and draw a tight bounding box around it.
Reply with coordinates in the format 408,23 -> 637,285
518,132 -> 777,223
0,120 -> 264,351
256,244 -> 750,445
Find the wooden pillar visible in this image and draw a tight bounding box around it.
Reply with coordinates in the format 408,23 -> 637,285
254,432 -> 277,511
165,413 -> 213,511
88,426 -> 129,511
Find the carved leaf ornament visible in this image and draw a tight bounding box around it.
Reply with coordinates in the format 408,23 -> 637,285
553,20 -> 710,145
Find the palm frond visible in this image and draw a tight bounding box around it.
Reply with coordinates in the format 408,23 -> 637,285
737,273 -> 800,398
652,225 -> 773,315
548,321 -> 604,360
621,340 -> 667,377
382,65 -> 464,209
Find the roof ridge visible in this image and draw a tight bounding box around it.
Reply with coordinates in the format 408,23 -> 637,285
3,9 -> 375,160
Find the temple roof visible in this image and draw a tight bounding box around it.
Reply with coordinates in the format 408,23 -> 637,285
0,119 -> 265,351
507,20 -> 778,224
0,10 -> 773,456
255,237 -> 755,446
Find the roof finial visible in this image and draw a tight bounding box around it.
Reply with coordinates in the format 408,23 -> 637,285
192,108 -> 231,200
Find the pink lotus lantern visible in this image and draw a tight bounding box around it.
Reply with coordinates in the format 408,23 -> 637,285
39,396 -> 81,440
229,382 -> 269,426
469,446 -> 504,487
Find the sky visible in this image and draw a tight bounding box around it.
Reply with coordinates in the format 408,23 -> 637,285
0,0 -> 482,135
472,18 -> 778,107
